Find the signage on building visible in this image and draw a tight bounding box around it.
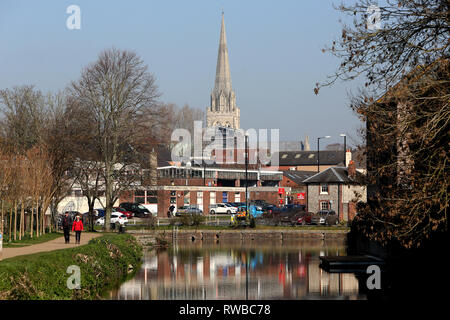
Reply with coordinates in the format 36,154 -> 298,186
278,188 -> 285,194
297,193 -> 305,200
223,192 -> 228,203
279,199 -> 284,204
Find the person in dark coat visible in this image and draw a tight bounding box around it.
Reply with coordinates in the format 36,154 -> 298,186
62,212 -> 72,244
72,215 -> 84,244
168,205 -> 175,218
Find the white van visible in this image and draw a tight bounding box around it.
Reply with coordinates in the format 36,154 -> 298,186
209,203 -> 237,214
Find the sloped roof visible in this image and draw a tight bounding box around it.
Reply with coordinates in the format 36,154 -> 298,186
272,150 -> 345,166
303,166 -> 365,184
283,170 -> 316,185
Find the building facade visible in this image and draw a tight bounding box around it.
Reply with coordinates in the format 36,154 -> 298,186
303,161 -> 366,222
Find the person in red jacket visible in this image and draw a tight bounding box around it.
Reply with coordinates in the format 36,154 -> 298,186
72,215 -> 84,244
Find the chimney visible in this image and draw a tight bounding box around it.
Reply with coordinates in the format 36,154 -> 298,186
149,148 -> 157,186
348,160 -> 356,180
345,149 -> 352,167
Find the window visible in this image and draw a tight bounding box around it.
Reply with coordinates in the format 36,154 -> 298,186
210,192 -> 216,204
321,201 -> 330,210
320,184 -> 329,194
135,190 -> 157,204
134,190 -> 146,203
197,192 -> 203,207
146,190 -> 157,204
184,191 -> 190,205
235,192 -> 240,202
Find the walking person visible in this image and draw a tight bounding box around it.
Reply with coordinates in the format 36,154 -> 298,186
62,212 -> 72,244
72,215 -> 84,244
168,204 -> 175,218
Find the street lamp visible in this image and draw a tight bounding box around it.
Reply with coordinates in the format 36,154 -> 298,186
245,133 -> 249,216
317,136 -> 331,172
340,134 -> 346,165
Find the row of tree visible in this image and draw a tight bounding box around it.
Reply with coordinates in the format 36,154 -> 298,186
0,48 -> 204,238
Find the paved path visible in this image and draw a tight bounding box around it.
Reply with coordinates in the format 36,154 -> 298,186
1,232 -> 102,260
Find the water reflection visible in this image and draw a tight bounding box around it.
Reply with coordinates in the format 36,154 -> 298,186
109,240 -> 365,300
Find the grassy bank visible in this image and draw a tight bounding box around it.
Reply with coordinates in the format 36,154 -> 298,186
0,234 -> 142,300
3,232 -> 63,248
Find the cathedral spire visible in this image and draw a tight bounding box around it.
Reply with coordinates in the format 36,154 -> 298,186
214,13 -> 232,94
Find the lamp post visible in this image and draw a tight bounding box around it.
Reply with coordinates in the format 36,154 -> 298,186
340,134 -> 346,165
203,150 -> 206,186
245,133 -> 249,216
317,136 -> 331,172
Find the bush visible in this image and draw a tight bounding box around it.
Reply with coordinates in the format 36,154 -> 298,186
0,234 -> 142,300
177,214 -> 205,226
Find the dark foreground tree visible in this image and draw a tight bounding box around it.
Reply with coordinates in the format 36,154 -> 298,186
318,0 -> 449,248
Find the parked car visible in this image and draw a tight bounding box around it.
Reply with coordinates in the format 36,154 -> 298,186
95,213 -> 128,226
119,202 -> 151,218
209,203 -> 237,214
113,207 -> 134,219
176,205 -> 203,216
311,210 -> 338,225
274,211 -> 313,226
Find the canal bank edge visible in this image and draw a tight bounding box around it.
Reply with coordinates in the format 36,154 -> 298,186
0,234 -> 142,300
130,228 -> 348,245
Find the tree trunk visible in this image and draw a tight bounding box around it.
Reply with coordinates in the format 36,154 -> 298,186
0,200 -> 4,237
9,207 -> 12,242
13,201 -> 17,241
19,202 -> 24,240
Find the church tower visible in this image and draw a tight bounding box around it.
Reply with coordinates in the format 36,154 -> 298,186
206,13 -> 240,129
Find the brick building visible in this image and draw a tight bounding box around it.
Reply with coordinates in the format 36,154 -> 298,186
303,161 -> 366,222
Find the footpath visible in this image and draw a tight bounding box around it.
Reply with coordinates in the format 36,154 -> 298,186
1,232 -> 101,260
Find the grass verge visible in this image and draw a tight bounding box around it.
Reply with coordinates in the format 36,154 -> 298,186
2,233 -> 63,248
0,234 -> 142,300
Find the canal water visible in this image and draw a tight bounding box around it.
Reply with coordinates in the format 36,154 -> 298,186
108,239 -> 366,300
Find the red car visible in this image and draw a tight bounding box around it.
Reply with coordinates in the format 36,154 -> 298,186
114,207 -> 134,219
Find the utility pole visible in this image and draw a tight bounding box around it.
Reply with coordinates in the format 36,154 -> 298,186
245,134 -> 249,216
317,136 -> 331,172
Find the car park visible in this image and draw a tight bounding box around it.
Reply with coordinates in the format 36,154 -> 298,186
280,211 -> 313,226
311,210 -> 338,225
95,213 -> 128,226
209,203 -> 237,214
119,202 -> 152,218
113,207 -> 134,219
176,205 -> 203,216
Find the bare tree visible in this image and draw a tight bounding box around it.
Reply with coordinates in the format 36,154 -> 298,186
70,48 -> 161,231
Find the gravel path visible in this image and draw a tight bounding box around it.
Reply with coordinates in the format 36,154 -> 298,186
1,232 -> 102,260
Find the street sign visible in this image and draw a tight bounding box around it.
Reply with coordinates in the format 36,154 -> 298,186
279,199 -> 284,204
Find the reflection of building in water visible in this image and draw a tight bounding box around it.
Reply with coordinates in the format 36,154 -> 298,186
111,247 -> 362,300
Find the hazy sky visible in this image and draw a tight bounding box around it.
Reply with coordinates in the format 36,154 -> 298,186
0,0 -> 364,148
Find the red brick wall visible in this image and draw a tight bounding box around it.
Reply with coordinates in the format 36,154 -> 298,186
348,201 -> 356,221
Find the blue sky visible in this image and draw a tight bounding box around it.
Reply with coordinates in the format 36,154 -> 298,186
0,0 -> 363,147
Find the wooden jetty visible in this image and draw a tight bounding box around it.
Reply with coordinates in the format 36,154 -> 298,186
319,255 -> 385,273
